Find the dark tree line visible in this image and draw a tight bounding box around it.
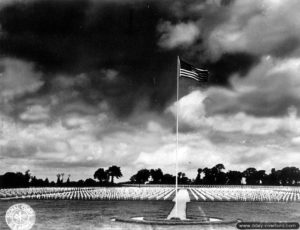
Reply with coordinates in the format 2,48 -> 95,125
0,165 -> 123,188
129,168 -> 176,184
194,165 -> 300,186
129,165 -> 300,186
93,165 -> 122,184
1,164 -> 300,188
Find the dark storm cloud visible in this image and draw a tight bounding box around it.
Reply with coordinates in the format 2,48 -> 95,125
0,0 -> 260,118
0,0 -> 180,116
0,0 -> 89,71
187,52 -> 259,86
207,53 -> 259,85
0,0 -> 171,73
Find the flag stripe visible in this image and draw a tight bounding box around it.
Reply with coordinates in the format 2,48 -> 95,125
180,72 -> 204,79
180,70 -> 208,79
180,73 -> 208,81
179,59 -> 209,82
179,74 -> 201,81
181,68 -> 208,74
180,70 -> 198,78
180,68 -> 209,74
180,70 -> 209,80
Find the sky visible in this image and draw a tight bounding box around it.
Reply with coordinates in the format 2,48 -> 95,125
0,0 -> 300,182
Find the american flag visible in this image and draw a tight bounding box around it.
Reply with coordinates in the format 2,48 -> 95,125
179,59 -> 209,82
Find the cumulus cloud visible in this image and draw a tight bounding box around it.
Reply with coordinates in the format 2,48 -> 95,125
135,133 -> 219,167
205,0 -> 300,59
166,55 -> 300,136
0,112 -> 111,177
159,54 -> 300,176
19,105 -> 50,122
156,0 -> 300,62
205,57 -> 300,117
168,87 -> 300,136
291,136 -> 300,145
0,109 -> 171,179
158,21 -> 200,49
0,58 -> 44,102
134,118 -> 300,178
52,74 -> 90,90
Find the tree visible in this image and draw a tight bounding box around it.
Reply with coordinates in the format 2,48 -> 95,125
132,169 -> 150,184
61,173 -> 65,183
94,168 -> 108,184
202,167 -> 214,184
107,165 -> 123,184
178,172 -> 191,184
84,178 -> 97,186
280,167 -> 300,185
77,180 -> 84,187
31,176 -> 38,186
66,174 -> 71,185
243,168 -> 260,185
130,174 -> 137,183
264,168 -> 280,185
271,168 -> 281,185
150,168 -> 164,184
215,164 -> 225,172
212,164 -> 226,184
0,171 -> 32,188
202,164 -> 226,185
195,168 -> 203,184
256,170 -> 266,185
161,174 -> 175,184
24,170 -> 31,185
56,174 -> 61,185
44,178 -> 50,186
226,171 -> 243,185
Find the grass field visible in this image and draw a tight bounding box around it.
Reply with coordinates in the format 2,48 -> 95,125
187,202 -> 300,222
1,199 -> 299,230
0,200 -> 174,230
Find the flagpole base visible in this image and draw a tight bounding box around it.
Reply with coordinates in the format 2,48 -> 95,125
111,216 -> 241,226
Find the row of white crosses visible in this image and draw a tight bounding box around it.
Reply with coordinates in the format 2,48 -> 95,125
0,187 -> 176,201
1,186 -> 300,202
0,187 -> 81,198
189,186 -> 300,202
79,187 -> 176,200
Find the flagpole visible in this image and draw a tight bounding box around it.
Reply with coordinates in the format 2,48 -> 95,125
175,56 -> 180,218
